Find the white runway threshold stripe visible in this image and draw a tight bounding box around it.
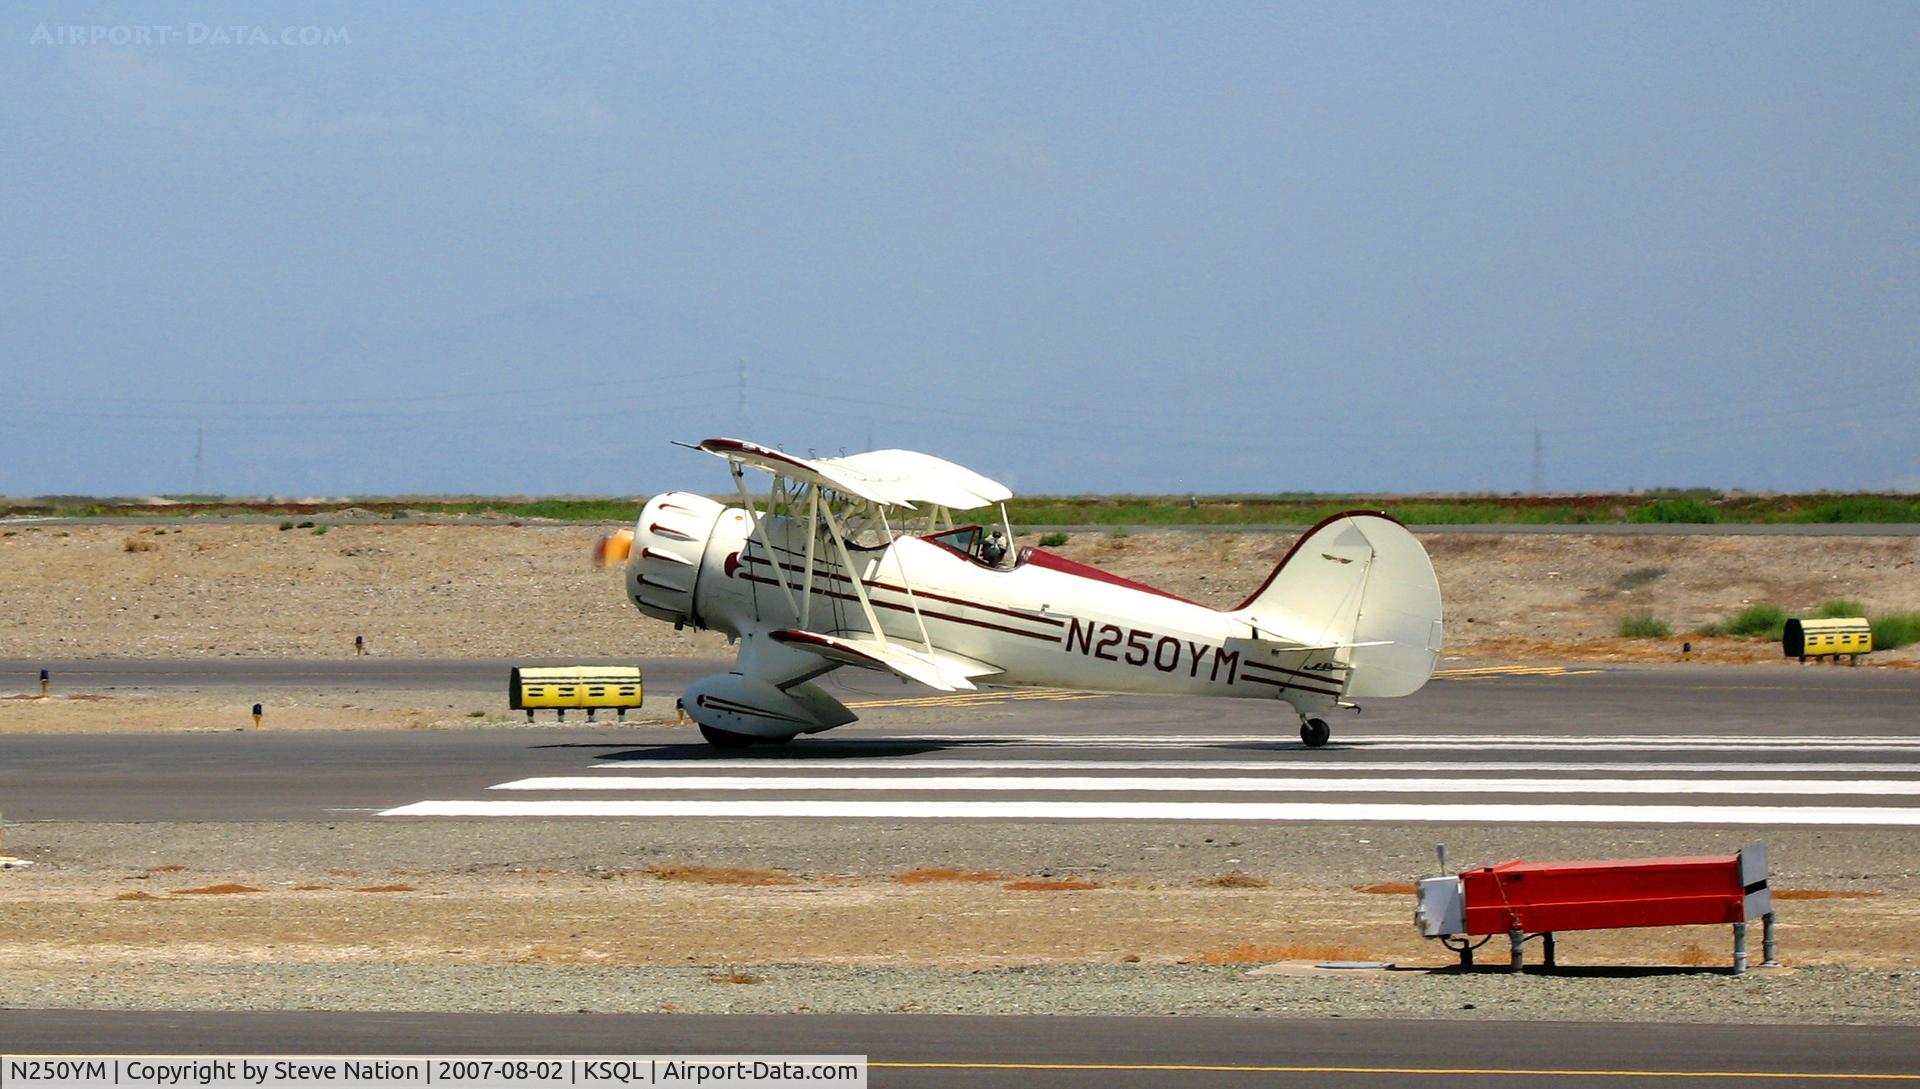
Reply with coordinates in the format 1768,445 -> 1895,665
786,734 -> 1920,751
380,799 -> 1920,824
883,734 -> 1920,745
495,775 -> 1920,796
593,759 -> 1920,774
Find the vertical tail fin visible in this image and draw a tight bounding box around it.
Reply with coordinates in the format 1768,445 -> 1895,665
1229,511 -> 1443,698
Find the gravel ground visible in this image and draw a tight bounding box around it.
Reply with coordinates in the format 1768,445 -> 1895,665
5,820 -> 1916,1024
13,820 -> 1918,893
0,688 -> 685,733
6,523 -> 1918,664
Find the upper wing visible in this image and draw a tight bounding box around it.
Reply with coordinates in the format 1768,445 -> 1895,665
768,628 -> 1002,692
818,448 -> 1011,509
699,438 -> 1012,510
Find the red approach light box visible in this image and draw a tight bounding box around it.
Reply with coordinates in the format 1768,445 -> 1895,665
1456,847 -> 1771,936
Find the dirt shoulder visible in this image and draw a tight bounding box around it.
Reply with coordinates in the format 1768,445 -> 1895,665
3,523 -> 1917,664
0,689 -> 685,734
3,821 -> 1915,1022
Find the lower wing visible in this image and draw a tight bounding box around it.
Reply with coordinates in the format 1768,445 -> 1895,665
768,628 -> 1001,692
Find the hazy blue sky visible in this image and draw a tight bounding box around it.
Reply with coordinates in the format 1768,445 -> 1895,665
4,2 -> 1916,497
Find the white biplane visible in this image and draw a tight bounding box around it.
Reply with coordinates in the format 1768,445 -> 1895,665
596,438 -> 1443,749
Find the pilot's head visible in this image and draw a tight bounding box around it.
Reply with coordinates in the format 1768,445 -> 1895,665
980,528 -> 1008,566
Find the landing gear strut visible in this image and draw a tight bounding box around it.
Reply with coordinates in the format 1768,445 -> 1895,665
1299,717 -> 1332,748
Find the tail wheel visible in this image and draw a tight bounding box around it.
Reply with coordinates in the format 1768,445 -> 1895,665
1300,717 -> 1332,748
698,724 -> 757,749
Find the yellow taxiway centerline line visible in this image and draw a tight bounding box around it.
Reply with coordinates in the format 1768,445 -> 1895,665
1435,667 -> 1601,679
846,698 -> 994,709
847,689 -> 1097,709
869,1061 -> 1919,1080
14,1054 -> 1908,1080
1442,676 -> 1587,682
850,666 -> 1598,707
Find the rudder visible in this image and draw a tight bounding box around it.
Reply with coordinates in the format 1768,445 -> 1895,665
1229,511 -> 1443,698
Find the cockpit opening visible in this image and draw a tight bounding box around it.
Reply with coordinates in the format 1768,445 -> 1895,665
923,524 -> 1016,570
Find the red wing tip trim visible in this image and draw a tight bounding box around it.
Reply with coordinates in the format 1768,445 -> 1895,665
700,437 -> 813,471
770,630 -> 892,670
770,629 -> 836,647
771,628 -> 860,652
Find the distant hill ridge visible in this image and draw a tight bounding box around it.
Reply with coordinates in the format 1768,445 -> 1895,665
6,492 -> 1920,526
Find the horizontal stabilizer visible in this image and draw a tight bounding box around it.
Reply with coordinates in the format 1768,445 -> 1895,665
769,629 -> 1000,693
1257,639 -> 1393,653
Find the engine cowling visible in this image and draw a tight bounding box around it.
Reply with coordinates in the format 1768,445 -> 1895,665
627,492 -> 726,628
681,672 -> 857,739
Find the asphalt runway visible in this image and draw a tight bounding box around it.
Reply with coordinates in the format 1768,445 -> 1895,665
3,660 -> 1917,826
6,660 -> 1919,1079
4,1009 -> 1916,1087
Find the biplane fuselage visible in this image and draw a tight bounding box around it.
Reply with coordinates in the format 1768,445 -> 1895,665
610,439 -> 1443,748
667,503 -> 1321,699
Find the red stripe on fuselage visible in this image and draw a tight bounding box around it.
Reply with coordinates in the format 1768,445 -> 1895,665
1240,673 -> 1344,698
1243,659 -> 1350,683
741,551 -> 1065,628
1018,548 -> 1199,606
736,572 -> 1061,642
